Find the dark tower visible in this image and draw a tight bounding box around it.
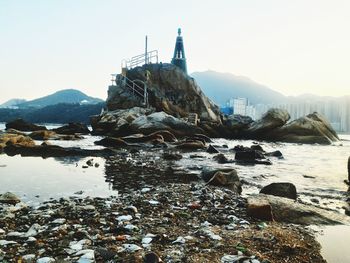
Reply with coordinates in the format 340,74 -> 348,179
171,28 -> 187,74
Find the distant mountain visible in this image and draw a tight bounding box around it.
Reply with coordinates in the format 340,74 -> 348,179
17,89 -> 103,108
191,70 -> 286,106
0,99 -> 27,108
0,102 -> 105,124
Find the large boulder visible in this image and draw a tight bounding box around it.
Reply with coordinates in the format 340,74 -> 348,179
260,182 -> 297,200
107,63 -> 222,123
91,107 -> 154,136
130,111 -> 203,137
247,108 -> 290,137
247,194 -> 350,225
6,119 -> 47,132
272,112 -> 339,144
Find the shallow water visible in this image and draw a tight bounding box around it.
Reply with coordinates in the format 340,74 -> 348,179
313,225 -> 350,263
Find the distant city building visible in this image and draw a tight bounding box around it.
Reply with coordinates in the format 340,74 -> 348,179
224,97 -> 256,120
171,28 -> 187,74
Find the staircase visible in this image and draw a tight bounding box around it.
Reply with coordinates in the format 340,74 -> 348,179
112,74 -> 148,107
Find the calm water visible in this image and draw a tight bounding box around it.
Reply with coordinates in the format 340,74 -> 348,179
1,123 -> 350,262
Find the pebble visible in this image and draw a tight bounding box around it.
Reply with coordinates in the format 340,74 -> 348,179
0,240 -> 17,246
141,187 -> 151,193
123,243 -> 143,252
36,257 -> 55,263
117,215 -> 133,222
22,254 -> 35,262
172,236 -> 186,244
51,218 -> 66,224
148,200 -> 159,205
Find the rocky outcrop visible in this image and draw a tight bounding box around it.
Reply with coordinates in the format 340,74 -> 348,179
52,123 -> 90,135
130,112 -> 203,137
247,109 -> 339,145
0,133 -> 35,151
247,108 -> 290,137
107,63 -> 221,123
271,112 -> 339,144
5,119 -> 47,132
91,107 -> 154,136
248,194 -> 350,225
260,182 -> 297,200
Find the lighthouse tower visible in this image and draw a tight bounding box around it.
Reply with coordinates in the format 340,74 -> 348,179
171,28 -> 187,74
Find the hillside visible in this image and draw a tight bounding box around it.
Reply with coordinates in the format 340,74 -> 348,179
0,102 -> 105,124
191,71 -> 286,106
0,99 -> 27,108
17,89 -> 103,108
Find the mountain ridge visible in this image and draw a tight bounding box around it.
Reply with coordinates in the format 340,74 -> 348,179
11,89 -> 103,109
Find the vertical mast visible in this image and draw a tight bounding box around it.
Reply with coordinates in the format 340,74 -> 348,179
145,35 -> 148,65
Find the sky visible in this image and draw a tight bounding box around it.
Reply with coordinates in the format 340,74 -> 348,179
0,0 -> 349,103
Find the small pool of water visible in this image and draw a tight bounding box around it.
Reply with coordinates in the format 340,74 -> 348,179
313,225 -> 350,263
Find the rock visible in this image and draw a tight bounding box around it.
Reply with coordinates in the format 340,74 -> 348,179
224,114 -> 253,130
91,107 -> 154,136
107,63 -> 222,123
6,118 -> 47,132
52,122 -> 90,135
250,144 -> 264,152
22,254 -> 36,263
4,144 -> 113,158
202,169 -> 242,194
94,137 -> 128,148
0,134 -> 35,150
175,140 -> 206,150
130,111 -> 204,137
144,252 -> 162,263
4,128 -> 26,135
163,152 -> 183,161
207,144 -> 219,154
36,257 -> 55,263
248,108 -> 290,137
123,244 -> 142,252
122,133 -> 164,144
265,150 -> 283,158
193,134 -> 212,143
213,153 -> 234,164
235,150 -> 272,165
0,192 -> 21,205
247,196 -> 274,221
29,130 -> 57,140
272,112 -> 340,144
248,194 -> 350,225
260,182 -> 297,200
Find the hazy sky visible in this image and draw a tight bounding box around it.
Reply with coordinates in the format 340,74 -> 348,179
1,0 -> 349,103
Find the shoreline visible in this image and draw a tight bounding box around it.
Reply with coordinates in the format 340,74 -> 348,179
0,183 -> 326,263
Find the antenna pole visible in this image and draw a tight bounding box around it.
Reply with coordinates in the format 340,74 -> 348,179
145,35 -> 148,64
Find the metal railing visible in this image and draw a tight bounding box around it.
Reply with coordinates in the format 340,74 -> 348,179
122,50 -> 158,69
111,74 -> 148,106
